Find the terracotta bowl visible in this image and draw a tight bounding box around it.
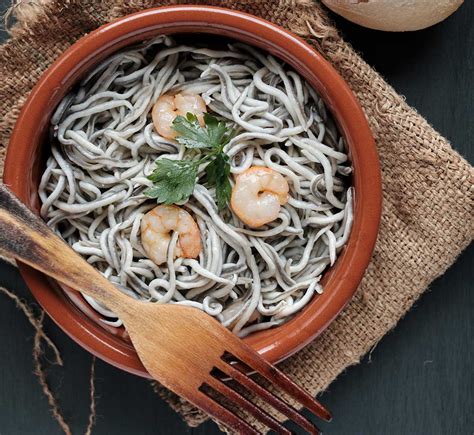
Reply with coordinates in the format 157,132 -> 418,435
3,6 -> 381,378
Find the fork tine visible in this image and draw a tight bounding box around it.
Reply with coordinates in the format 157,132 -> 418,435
207,375 -> 293,435
230,350 -> 332,422
217,359 -> 320,434
194,389 -> 260,434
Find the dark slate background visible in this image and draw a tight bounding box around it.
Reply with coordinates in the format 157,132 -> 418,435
0,2 -> 472,434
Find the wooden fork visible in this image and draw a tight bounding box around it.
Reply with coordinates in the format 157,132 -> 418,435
0,185 -> 331,434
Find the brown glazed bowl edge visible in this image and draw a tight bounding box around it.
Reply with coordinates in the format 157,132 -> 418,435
3,5 -> 382,378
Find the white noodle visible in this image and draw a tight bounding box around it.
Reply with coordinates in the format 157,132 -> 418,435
39,35 -> 353,336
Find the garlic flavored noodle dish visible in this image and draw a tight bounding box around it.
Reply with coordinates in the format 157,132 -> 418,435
38,35 -> 354,337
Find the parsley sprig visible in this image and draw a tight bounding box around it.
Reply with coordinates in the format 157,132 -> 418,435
145,113 -> 235,210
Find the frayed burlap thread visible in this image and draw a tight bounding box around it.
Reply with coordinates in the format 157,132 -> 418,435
0,0 -> 472,431
0,285 -> 97,434
32,312 -> 72,435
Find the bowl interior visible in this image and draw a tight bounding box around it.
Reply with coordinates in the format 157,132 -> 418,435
4,6 -> 381,378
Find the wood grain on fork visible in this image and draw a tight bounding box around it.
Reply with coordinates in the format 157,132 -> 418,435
0,184 -> 330,434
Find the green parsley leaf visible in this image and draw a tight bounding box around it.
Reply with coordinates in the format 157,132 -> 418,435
172,113 -> 236,151
172,113 -> 212,149
206,153 -> 232,210
147,112 -> 235,210
144,158 -> 198,204
203,113 -> 228,148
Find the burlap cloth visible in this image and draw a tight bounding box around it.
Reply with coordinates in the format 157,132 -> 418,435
0,0 -> 472,431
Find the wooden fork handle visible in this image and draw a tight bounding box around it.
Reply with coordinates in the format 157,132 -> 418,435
0,184 -> 130,313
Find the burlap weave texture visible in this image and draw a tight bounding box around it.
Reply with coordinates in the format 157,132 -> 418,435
0,0 -> 472,430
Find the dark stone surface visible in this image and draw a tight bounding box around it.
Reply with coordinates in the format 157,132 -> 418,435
0,2 -> 472,434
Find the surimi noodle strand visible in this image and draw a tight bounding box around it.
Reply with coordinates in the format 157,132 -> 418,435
39,36 -> 353,336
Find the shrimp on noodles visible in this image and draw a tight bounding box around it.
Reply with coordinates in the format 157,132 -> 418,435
141,205 -> 201,265
152,93 -> 207,139
231,166 -> 289,227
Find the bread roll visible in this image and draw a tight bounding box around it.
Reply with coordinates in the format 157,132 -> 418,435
322,0 -> 464,32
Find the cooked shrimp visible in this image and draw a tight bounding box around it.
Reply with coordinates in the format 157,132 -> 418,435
231,166 -> 289,228
141,205 -> 201,265
152,93 -> 207,139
